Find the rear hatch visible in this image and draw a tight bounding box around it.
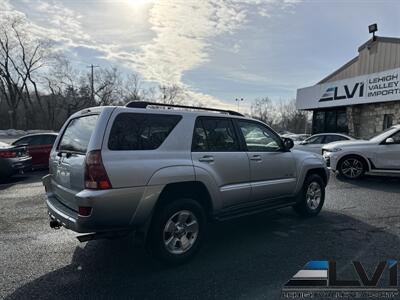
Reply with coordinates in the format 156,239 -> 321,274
50,114 -> 99,212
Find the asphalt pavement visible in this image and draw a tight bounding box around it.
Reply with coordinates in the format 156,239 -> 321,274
1,172 -> 400,299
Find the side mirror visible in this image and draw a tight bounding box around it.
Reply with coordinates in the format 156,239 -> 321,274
282,137 -> 294,150
385,137 -> 395,144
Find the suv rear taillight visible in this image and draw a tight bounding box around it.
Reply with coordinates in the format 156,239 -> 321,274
84,150 -> 112,189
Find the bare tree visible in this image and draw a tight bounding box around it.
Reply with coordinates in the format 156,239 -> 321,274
250,97 -> 311,133
278,99 -> 311,133
158,84 -> 183,105
142,86 -> 156,102
42,56 -> 93,128
0,16 -> 50,128
250,97 -> 278,127
122,72 -> 143,103
93,66 -> 121,106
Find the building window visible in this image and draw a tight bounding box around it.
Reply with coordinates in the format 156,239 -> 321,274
312,108 -> 348,134
313,111 -> 325,134
383,114 -> 393,130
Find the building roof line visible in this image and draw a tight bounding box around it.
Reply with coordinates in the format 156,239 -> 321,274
358,36 -> 400,52
317,56 -> 358,84
318,36 -> 400,84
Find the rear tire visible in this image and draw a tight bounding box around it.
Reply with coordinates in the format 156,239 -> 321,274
338,156 -> 366,179
147,198 -> 206,265
293,174 -> 325,217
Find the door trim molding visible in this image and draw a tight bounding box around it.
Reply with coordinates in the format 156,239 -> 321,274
251,178 -> 296,188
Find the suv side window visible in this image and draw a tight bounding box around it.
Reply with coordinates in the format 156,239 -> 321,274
108,113 -> 181,150
192,117 -> 240,152
238,120 -> 283,152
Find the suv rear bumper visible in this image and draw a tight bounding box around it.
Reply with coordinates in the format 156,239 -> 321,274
46,195 -> 81,231
43,174 -> 162,233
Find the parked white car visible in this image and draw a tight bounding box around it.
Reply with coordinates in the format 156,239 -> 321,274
285,134 -> 311,145
322,125 -> 400,179
294,133 -> 355,154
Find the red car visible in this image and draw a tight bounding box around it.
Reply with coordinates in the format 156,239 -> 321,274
12,133 -> 57,169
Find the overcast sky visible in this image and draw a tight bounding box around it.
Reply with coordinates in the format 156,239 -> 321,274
1,0 -> 399,111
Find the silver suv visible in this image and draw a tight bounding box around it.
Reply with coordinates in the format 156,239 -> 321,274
43,102 -> 329,264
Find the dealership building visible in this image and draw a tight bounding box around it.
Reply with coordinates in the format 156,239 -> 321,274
296,35 -> 400,138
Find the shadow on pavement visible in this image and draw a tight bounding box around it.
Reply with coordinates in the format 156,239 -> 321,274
335,173 -> 400,193
6,209 -> 400,299
0,171 -> 47,190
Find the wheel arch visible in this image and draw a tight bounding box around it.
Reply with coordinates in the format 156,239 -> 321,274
295,156 -> 329,194
305,168 -> 328,187
155,181 -> 214,219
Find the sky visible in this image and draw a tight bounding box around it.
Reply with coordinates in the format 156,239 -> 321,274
1,0 -> 400,112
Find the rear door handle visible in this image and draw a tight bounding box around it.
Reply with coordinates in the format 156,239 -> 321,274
199,156 -> 214,163
250,155 -> 262,161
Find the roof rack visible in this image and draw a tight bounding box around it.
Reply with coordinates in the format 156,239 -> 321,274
125,101 -> 244,116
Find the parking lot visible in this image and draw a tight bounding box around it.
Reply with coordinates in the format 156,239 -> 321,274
0,170 -> 399,299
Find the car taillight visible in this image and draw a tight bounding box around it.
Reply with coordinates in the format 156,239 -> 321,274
84,150 -> 112,189
0,151 -> 16,158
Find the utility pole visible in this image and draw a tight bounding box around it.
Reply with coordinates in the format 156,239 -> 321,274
235,97 -> 244,112
87,64 -> 99,105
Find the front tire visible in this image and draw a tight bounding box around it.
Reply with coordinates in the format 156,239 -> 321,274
147,198 -> 206,265
293,174 -> 325,217
338,156 -> 366,179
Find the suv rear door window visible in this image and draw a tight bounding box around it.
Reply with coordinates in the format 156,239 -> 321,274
108,113 -> 181,150
192,118 -> 239,152
59,115 -> 99,154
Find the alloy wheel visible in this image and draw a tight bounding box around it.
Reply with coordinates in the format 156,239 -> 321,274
163,210 -> 199,254
341,158 -> 364,178
306,181 -> 322,210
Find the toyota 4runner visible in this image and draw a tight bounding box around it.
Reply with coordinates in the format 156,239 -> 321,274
43,102 -> 329,264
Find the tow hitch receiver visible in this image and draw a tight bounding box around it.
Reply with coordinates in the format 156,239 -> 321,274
49,220 -> 61,229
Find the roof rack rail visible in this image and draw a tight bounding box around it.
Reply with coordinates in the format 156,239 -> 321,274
125,101 -> 244,117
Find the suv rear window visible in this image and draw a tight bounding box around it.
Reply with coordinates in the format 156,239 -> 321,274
192,117 -> 240,151
108,113 -> 181,150
59,115 -> 99,154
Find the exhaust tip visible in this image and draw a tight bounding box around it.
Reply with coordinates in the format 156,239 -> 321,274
50,220 -> 61,229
